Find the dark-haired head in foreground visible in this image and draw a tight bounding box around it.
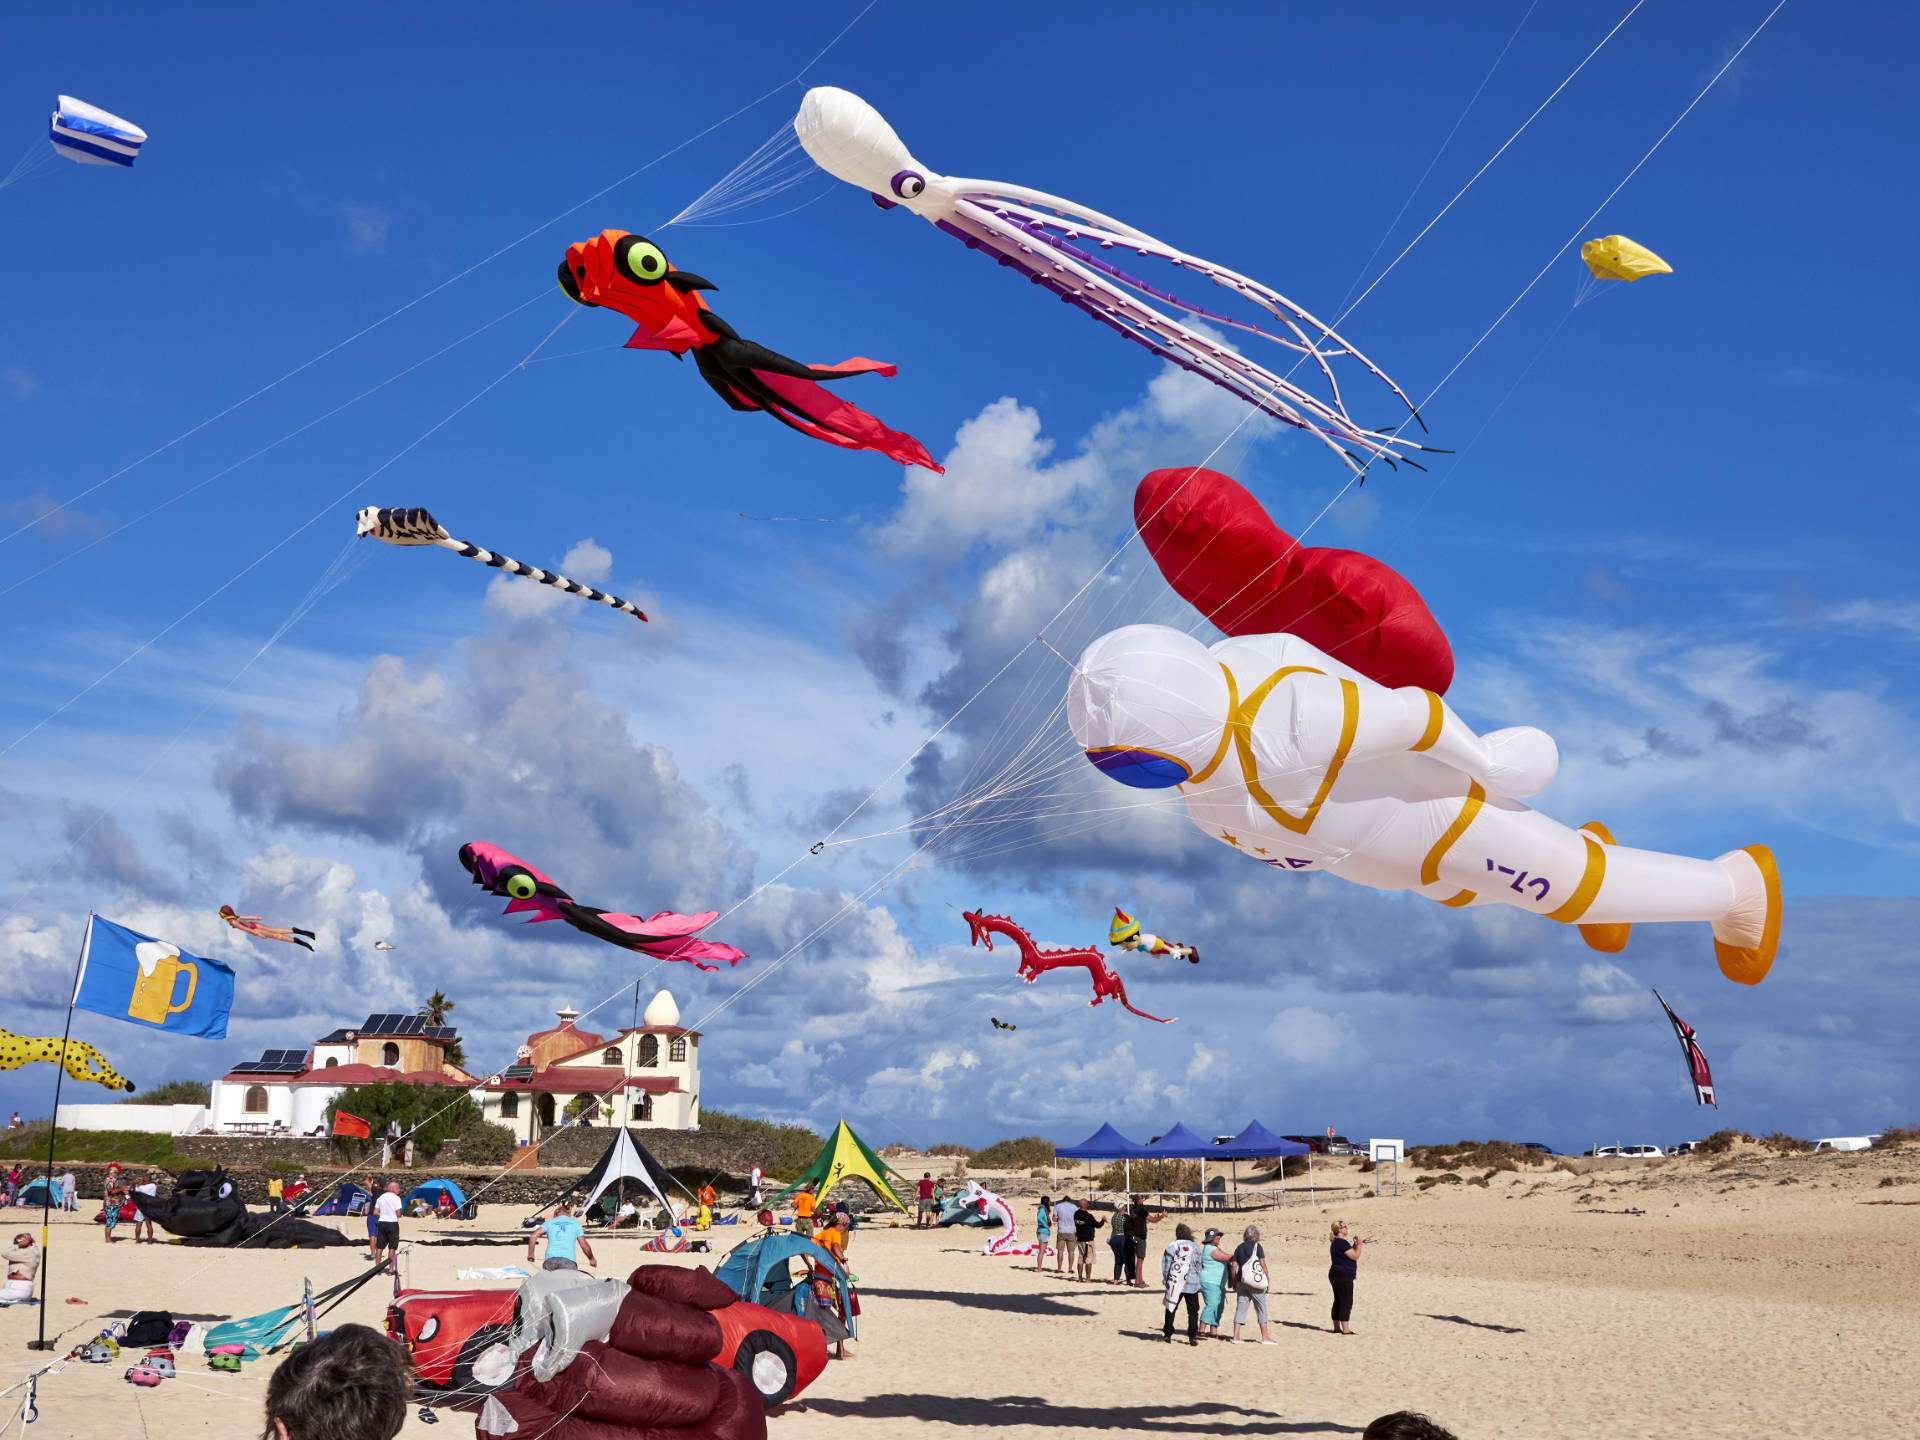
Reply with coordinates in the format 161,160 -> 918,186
1364,1413 -> 1460,1440
261,1324 -> 410,1440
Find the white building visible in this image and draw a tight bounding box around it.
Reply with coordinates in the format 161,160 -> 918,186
59,994 -> 701,1143
475,991 -> 701,1147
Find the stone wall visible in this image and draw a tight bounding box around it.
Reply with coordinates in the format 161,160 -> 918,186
171,1135 -> 338,1168
533,1126 -> 781,1181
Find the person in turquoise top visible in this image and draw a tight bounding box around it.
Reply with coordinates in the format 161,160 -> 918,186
1198,1226 -> 1233,1337
527,1201 -> 598,1272
1033,1195 -> 1054,1273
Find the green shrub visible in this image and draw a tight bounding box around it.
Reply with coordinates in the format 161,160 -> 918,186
1871,1126 -> 1919,1150
1757,1131 -> 1809,1154
326,1083 -> 478,1165
457,1120 -> 515,1168
1692,1129 -> 1748,1155
0,1130 -> 176,1167
975,1137 -> 1055,1169
926,1143 -> 975,1158
698,1108 -> 824,1178
122,1079 -> 210,1107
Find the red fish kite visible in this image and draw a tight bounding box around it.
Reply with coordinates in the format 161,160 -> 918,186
558,229 -> 940,472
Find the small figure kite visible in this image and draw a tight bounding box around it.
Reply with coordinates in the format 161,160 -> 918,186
459,842 -> 746,971
1109,908 -> 1199,965
356,507 -> 646,621
1654,990 -> 1717,1107
989,1017 -> 1017,1031
795,88 -> 1441,479
373,940 -> 396,951
557,229 -> 941,472
0,1030 -> 134,1092
964,910 -> 1172,1023
219,906 -> 315,951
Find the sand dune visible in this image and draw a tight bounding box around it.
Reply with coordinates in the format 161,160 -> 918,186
3,1142 -> 1913,1439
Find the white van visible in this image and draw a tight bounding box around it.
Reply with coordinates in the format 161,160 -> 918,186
1810,1135 -> 1879,1153
1617,1144 -> 1665,1158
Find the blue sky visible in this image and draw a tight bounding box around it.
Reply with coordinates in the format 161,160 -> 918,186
1,1 -> 1914,1152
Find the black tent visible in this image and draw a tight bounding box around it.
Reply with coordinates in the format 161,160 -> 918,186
536,1127 -> 687,1222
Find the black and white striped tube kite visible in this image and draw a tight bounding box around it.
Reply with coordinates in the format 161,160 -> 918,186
355,507 -> 647,621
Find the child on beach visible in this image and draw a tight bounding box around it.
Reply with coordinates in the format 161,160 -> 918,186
1034,1196 -> 1054,1271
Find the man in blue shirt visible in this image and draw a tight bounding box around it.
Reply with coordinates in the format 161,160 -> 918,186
526,1201 -> 598,1272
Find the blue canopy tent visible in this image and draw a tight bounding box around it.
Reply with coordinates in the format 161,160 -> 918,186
1056,1122 -> 1154,1198
716,1231 -> 854,1338
314,1181 -> 370,1216
1214,1122 -> 1312,1208
402,1179 -> 468,1215
1140,1123 -> 1220,1210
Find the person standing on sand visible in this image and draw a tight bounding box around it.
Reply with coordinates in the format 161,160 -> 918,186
1198,1226 -> 1233,1337
372,1181 -> 403,1270
793,1183 -> 818,1239
1053,1194 -> 1079,1274
1230,1224 -> 1276,1344
1073,1200 -> 1101,1282
1106,1203 -> 1130,1283
59,1170 -> 76,1212
1362,1414 -> 1459,1440
132,1171 -> 161,1243
1125,1195 -> 1150,1288
1161,1222 -> 1204,1345
100,1164 -> 125,1244
1034,1195 -> 1054,1272
916,1173 -> 936,1229
1329,1219 -> 1363,1334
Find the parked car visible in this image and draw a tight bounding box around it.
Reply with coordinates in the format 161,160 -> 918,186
1322,1136 -> 1360,1156
1669,1141 -> 1702,1156
1810,1135 -> 1880,1153
1617,1144 -> 1665,1158
1582,1146 -> 1620,1157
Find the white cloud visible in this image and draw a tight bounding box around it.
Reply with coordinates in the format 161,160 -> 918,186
1264,1005 -> 1359,1066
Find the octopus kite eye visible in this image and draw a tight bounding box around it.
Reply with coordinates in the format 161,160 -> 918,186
503,871 -> 538,900
890,169 -> 925,200
613,235 -> 669,286
556,261 -> 591,306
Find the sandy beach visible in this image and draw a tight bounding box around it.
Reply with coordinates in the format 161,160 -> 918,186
5,1141 -> 1914,1440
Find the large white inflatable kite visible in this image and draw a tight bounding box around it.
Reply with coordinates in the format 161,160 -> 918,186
1067,625 -> 1780,985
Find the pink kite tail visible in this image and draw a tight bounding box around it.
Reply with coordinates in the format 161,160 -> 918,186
748,368 -> 943,473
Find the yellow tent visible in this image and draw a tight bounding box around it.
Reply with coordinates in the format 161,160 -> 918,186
768,1119 -> 910,1213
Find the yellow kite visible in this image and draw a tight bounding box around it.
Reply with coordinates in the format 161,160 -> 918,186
1581,235 -> 1673,283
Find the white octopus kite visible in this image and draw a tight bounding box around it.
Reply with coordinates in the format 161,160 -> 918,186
795,88 -> 1438,478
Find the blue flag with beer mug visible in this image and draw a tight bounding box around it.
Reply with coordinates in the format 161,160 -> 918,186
73,916 -> 235,1039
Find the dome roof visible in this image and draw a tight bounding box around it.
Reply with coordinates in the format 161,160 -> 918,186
641,989 -> 680,1029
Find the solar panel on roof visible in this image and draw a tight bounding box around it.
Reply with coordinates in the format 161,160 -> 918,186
503,1064 -> 534,1080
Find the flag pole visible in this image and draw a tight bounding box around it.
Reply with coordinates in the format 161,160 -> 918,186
30,913 -> 92,1352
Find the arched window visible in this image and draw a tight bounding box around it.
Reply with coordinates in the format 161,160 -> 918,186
538,1094 -> 556,1128
632,1094 -> 653,1122
324,1056 -> 338,1068
669,1036 -> 687,1062
639,1034 -> 659,1068
499,1092 -> 519,1119
244,1085 -> 268,1114
601,1046 -> 622,1065
381,1042 -> 400,1067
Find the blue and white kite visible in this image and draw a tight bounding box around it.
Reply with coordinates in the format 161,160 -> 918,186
49,95 -> 146,167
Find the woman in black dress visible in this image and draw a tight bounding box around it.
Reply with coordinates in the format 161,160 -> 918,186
1329,1219 -> 1363,1334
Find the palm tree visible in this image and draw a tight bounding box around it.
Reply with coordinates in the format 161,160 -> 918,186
418,991 -> 464,1068
418,991 -> 455,1026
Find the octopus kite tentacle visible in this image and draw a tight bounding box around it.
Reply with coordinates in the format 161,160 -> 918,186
796,88 -> 1442,479
357,507 -> 648,621
963,910 -> 1173,1023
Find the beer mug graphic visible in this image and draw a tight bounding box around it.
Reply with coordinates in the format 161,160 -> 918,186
128,941 -> 197,1025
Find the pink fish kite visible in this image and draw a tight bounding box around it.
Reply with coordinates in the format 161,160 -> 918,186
458,842 -> 747,971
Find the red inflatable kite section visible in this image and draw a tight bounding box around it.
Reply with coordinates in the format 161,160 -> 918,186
1135,467 -> 1453,694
